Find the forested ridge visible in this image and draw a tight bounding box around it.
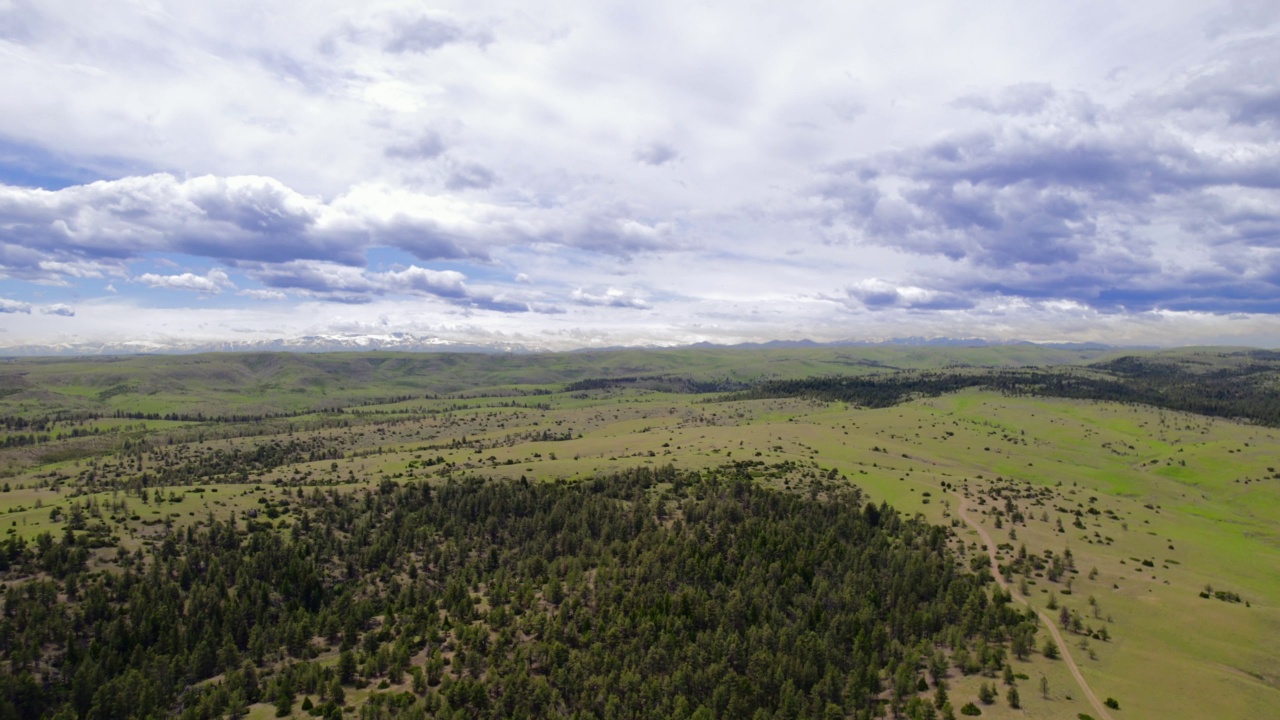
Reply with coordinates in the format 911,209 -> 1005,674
0,466 -> 1030,720
725,352 -> 1280,426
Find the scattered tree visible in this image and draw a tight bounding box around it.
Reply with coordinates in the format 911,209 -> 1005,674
978,682 -> 997,705
1043,638 -> 1060,659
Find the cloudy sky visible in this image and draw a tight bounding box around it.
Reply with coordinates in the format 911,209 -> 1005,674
2,0 -> 1279,351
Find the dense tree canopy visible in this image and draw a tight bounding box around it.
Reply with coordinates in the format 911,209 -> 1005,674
0,465 -> 1031,719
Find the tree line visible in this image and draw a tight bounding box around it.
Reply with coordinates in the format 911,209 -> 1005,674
724,355 -> 1280,426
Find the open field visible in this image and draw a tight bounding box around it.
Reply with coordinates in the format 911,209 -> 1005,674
0,346 -> 1277,718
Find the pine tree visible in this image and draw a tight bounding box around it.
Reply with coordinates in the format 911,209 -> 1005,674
337,650 -> 356,685
1043,637 -> 1060,659
978,681 -> 996,705
274,686 -> 294,718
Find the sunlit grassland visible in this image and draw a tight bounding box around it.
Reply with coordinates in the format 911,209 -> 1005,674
1,347 -> 1277,718
4,386 -> 1278,718
814,392 -> 1280,719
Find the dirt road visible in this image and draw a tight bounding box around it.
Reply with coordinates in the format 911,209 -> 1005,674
953,494 -> 1115,720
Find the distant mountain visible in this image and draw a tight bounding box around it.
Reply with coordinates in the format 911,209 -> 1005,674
0,333 -> 533,357
848,337 -> 1117,350
0,333 -> 1118,357
686,337 -> 1117,351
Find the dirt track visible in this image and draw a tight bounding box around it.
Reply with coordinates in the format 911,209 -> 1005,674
953,494 -> 1115,720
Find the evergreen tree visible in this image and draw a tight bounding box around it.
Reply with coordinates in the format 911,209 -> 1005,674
274,686 -> 294,718
1043,638 -> 1060,659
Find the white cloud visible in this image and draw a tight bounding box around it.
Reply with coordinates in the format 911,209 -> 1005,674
571,287 -> 649,309
378,266 -> 468,298
137,268 -> 234,294
242,259 -> 531,312
239,288 -> 288,301
1,2 -> 1279,349
0,298 -> 32,313
0,172 -> 685,290
952,83 -> 1057,115
845,279 -> 972,311
40,303 -> 75,317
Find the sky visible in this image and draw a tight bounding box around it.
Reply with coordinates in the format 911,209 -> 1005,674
1,0 -> 1280,351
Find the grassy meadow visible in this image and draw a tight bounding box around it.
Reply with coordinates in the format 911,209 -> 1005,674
0,346 -> 1276,718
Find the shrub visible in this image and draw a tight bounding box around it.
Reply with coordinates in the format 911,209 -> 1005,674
1105,697 -> 1120,709
960,702 -> 982,716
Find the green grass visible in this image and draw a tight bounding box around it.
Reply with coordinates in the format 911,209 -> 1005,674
1,348 -> 1278,718
0,345 -> 1128,419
